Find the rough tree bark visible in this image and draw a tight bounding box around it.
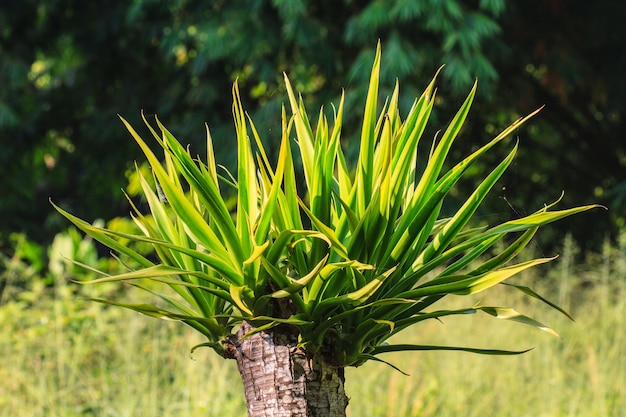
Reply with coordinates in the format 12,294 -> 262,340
224,321 -> 349,417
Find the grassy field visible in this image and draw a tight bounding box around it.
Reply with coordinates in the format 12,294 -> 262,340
2,236 -> 625,417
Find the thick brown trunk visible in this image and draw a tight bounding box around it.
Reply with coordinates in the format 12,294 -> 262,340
225,321 -> 349,417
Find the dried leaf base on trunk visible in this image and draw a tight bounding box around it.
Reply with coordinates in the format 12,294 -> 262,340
225,322 -> 349,417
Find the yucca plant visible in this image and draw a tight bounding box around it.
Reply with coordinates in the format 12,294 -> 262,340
54,43 -> 600,417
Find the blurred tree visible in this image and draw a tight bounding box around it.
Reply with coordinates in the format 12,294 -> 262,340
492,0 -> 625,249
0,0 -> 621,252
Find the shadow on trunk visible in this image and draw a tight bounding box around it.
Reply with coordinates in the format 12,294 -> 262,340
225,321 -> 349,417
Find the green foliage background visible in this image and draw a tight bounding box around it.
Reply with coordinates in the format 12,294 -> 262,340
1,0 -> 621,254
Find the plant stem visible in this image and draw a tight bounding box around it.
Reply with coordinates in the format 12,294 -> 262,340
225,322 -> 349,417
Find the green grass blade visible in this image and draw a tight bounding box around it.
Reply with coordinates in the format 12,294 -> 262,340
232,81 -> 257,263
400,257 -> 556,298
412,81 -> 476,202
52,200 -> 154,268
477,306 -> 561,338
412,144 -> 518,268
148,115 -> 244,262
119,116 -> 239,266
78,264 -> 232,293
501,282 -> 574,321
371,344 -> 533,356
354,41 -> 382,214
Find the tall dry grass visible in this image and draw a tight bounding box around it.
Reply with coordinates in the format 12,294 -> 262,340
2,234 -> 624,416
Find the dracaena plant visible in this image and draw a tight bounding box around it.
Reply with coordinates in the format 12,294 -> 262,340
53,43 -> 599,417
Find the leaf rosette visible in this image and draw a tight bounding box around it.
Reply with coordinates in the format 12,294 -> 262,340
54,42 -> 601,367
